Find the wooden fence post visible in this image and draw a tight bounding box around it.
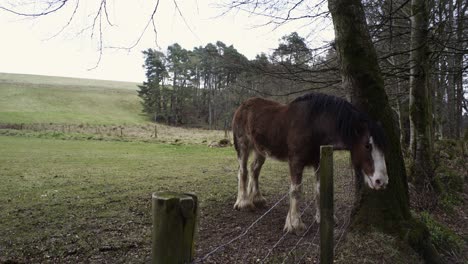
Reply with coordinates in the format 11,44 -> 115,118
319,145 -> 334,264
224,120 -> 228,139
152,192 -> 198,264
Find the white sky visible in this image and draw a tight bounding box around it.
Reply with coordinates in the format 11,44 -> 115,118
0,1 -> 334,83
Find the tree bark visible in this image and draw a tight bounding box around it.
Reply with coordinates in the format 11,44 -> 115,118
446,0 -> 457,138
408,0 -> 434,187
327,0 -> 440,262
454,0 -> 467,138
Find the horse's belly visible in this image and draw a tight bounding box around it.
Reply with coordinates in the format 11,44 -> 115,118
253,138 -> 288,161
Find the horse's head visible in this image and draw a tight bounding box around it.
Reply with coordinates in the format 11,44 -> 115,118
351,124 -> 388,190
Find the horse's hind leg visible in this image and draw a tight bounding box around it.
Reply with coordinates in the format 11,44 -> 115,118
234,139 -> 255,211
248,150 -> 266,207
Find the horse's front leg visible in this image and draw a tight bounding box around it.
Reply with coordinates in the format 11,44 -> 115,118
314,178 -> 320,223
314,175 -> 338,224
284,160 -> 306,235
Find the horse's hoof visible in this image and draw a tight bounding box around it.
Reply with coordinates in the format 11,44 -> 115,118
253,196 -> 267,208
234,200 -> 255,211
283,214 -> 306,235
283,221 -> 306,236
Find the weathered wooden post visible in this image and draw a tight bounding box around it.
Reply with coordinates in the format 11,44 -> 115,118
152,192 -> 198,264
224,120 -> 228,139
319,145 -> 334,264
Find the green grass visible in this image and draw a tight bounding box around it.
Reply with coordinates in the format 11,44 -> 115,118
0,72 -> 147,124
0,135 -> 290,262
0,72 -> 138,90
417,212 -> 463,255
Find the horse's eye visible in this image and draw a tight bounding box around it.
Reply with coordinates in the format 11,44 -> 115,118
365,143 -> 372,150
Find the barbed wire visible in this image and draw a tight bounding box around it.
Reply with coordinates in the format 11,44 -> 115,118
194,165 -> 318,263
294,228 -> 320,264
194,159 -> 359,263
281,216 -> 318,264
260,195 -> 316,263
333,160 -> 355,254
193,190 -> 290,263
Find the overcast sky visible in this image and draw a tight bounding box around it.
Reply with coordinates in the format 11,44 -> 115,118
0,1 -> 333,83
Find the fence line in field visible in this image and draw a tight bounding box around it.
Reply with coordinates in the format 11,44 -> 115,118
152,147 -> 355,264
260,193 -> 318,263
295,228 -> 321,264
193,191 -> 291,263
279,206 -> 319,264
193,165 -> 320,264
334,173 -> 355,253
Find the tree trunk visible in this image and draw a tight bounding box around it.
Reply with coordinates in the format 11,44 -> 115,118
446,0 -> 456,138
327,0 -> 440,262
435,54 -> 445,140
408,0 -> 434,186
454,0 -> 467,138
434,3 -> 445,140
396,82 -> 407,149
173,73 -> 179,125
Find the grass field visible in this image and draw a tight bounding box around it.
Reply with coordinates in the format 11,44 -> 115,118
0,73 -> 314,262
0,72 -> 145,124
1,72 -> 451,263
0,135 -> 293,262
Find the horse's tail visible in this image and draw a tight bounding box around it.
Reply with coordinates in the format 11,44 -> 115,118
232,118 -> 239,157
231,107 -> 242,158
233,129 -> 239,156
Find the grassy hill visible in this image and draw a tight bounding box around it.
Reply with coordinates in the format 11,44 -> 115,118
0,72 -> 148,124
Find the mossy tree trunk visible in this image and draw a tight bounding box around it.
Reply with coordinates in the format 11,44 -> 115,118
408,0 -> 435,187
327,0 -> 440,262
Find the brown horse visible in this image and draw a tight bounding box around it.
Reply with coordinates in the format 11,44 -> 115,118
232,93 -> 388,235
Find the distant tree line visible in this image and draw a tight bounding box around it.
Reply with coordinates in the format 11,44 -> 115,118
138,0 -> 467,145
138,33 -> 342,129
138,41 -> 247,129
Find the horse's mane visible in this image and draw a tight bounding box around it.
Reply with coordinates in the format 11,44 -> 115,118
291,93 -> 386,150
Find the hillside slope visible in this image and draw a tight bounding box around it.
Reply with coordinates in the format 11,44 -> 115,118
0,72 -> 147,124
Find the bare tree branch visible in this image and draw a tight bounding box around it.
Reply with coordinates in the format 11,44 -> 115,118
43,0 -> 80,41
0,0 -> 69,17
108,0 -> 161,51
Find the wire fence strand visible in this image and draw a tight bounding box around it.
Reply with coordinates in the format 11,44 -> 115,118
194,154 -> 357,263
260,196 -> 317,263
194,191 -> 290,263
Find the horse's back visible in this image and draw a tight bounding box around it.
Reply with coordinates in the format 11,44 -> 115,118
232,97 -> 288,159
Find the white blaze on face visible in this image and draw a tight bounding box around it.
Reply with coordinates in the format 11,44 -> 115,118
363,137 -> 389,190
